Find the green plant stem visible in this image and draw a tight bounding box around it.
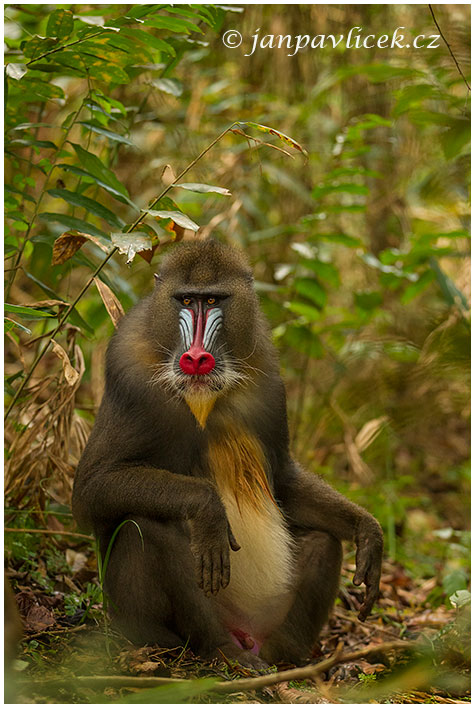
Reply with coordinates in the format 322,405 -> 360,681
25,28 -> 107,67
4,122 -> 238,421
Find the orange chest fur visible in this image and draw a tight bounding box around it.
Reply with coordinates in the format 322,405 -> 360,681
207,430 -> 275,511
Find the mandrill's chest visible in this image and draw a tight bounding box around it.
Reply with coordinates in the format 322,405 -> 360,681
206,430 -> 295,642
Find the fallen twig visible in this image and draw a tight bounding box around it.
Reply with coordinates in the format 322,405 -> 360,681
4,527 -> 94,541
19,640 -> 411,694
25,624 -> 88,641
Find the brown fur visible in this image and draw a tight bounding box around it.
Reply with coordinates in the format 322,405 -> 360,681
73,239 -> 383,669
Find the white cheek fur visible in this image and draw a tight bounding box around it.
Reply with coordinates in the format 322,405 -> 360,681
179,309 -> 193,349
203,308 -> 223,351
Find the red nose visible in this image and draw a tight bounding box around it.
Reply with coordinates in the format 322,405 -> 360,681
179,347 -> 215,375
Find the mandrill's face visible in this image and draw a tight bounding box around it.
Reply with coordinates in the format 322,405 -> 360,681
169,289 -> 248,398
148,241 -> 262,426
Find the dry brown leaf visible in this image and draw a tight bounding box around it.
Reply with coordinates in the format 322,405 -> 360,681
134,661 -> 166,675
161,163 -> 176,185
344,430 -> 374,484
275,681 -> 329,704
65,549 -> 88,574
94,278 -> 125,328
52,232 -> 88,265
355,416 -> 389,452
51,341 -> 79,386
17,299 -> 68,309
137,246 -> 159,264
25,605 -> 55,632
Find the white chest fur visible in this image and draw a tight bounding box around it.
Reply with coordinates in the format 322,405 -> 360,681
216,485 -> 295,641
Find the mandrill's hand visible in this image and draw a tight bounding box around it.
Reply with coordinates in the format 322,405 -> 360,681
189,495 -> 240,597
353,516 -> 383,621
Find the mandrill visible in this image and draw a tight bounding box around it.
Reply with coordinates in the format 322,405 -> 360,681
73,239 -> 383,668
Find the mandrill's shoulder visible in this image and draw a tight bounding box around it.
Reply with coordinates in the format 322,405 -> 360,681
105,295 -> 158,387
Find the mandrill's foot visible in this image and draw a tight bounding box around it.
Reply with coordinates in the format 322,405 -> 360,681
210,642 -> 269,671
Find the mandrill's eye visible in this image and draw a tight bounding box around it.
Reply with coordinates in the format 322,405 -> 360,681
207,297 -> 216,306
182,297 -> 192,307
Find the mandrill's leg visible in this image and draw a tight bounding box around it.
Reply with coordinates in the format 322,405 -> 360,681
102,517 -> 268,668
260,530 -> 342,665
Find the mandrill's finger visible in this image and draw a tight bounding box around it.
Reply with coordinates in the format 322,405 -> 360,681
353,571 -> 364,586
358,584 -> 379,621
227,525 -> 240,552
211,549 -> 222,595
201,553 -> 213,596
353,558 -> 368,586
193,549 -> 204,590
221,549 -> 231,589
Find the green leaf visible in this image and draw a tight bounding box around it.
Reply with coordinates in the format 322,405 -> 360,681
13,75 -> 64,100
69,143 -> 129,197
121,28 -> 176,56
117,677 -> 218,704
47,188 -> 125,228
142,15 -> 203,34
56,164 -> 138,209
304,259 -> 340,287
5,303 -> 55,318
172,182 -> 231,196
146,210 -> 199,232
285,301 -> 321,322
4,317 -> 32,335
312,183 -> 369,199
150,78 -> 183,97
46,9 -> 74,39
354,291 -> 383,311
111,232 -> 153,263
10,138 -> 57,150
166,6 -> 213,25
283,322 -> 324,358
443,570 -> 468,597
440,120 -> 470,160
400,271 -> 435,304
78,121 -> 134,146
88,61 -> 130,86
338,64 -> 420,83
450,590 -> 471,609
123,5 -> 163,20
294,278 -> 326,309
5,184 -> 35,203
430,258 -> 469,312
23,35 -> 58,60
39,212 -> 110,239
310,232 -> 362,248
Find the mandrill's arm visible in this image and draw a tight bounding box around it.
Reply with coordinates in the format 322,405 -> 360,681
279,460 -> 383,620
72,461 -> 239,596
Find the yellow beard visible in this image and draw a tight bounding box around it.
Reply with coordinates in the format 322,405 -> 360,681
185,393 -> 217,428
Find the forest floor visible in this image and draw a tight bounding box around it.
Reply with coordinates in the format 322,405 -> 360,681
5,524 -> 470,705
